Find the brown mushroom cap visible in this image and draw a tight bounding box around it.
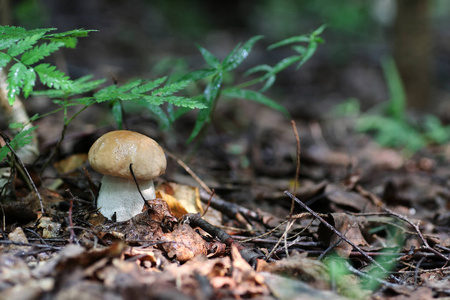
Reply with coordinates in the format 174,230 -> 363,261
88,130 -> 166,180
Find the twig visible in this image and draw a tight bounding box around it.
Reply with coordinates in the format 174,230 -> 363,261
201,189 -> 215,217
383,207 -> 449,262
0,239 -> 62,249
166,150 -> 258,228
0,131 -> 44,215
183,213 -> 263,265
344,261 -> 400,290
24,228 -> 49,246
165,150 -> 213,194
65,189 -> 77,243
414,257 -> 425,286
39,105 -> 89,175
284,190 -> 393,276
289,120 -> 301,217
265,120 -> 300,260
198,189 -> 262,223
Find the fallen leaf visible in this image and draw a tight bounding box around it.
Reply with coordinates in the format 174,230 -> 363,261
53,153 -> 88,174
155,190 -> 188,218
318,213 -> 369,258
158,182 -> 203,214
159,223 -> 209,262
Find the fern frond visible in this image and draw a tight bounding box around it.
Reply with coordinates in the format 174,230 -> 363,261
46,28 -> 96,38
116,79 -> 142,92
34,63 -> 72,90
151,80 -> 190,96
21,42 -> 64,65
46,29 -> 97,48
0,26 -> 54,50
0,52 -> 11,68
6,63 -> 27,104
33,75 -> 105,98
22,68 -> 37,98
7,33 -> 45,57
163,96 -> 206,109
131,77 -> 167,94
0,125 -> 39,161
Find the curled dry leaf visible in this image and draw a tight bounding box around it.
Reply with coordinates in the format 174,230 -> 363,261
37,217 -> 61,239
230,244 -> 268,297
159,223 -> 209,262
155,190 -> 188,218
318,213 -> 369,258
157,182 -> 203,215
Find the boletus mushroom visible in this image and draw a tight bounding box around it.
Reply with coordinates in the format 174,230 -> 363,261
88,130 -> 166,221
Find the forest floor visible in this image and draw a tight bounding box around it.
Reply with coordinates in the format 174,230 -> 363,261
1,94 -> 450,299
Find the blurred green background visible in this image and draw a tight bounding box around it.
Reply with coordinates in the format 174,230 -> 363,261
3,0 -> 450,122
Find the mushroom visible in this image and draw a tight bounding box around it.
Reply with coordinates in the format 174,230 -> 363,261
88,130 -> 166,221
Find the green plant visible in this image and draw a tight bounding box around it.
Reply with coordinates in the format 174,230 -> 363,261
0,24 -> 325,164
0,25 -> 204,163
163,24 -> 326,142
335,56 -> 450,154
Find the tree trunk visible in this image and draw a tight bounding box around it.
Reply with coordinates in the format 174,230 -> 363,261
393,0 -> 432,110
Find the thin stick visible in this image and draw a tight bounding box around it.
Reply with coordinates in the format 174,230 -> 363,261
201,189 -> 215,217
284,190 -> 391,275
383,207 -> 449,261
65,189 -> 77,244
290,120 -> 301,217
165,150 -> 212,194
0,131 -> 44,215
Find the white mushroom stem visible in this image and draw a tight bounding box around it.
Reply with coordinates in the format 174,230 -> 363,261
97,175 -> 155,222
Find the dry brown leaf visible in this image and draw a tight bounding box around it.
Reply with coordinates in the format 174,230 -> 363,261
6,227 -> 31,254
230,244 -> 268,297
37,217 -> 61,239
53,153 -> 88,174
318,213 -> 369,258
159,223 -> 208,262
325,183 -> 377,213
158,182 -> 203,214
155,190 -> 188,218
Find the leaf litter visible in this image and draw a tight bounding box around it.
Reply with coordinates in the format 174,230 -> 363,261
1,103 -> 450,300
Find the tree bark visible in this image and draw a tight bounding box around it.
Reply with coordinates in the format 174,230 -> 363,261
393,0 -> 432,110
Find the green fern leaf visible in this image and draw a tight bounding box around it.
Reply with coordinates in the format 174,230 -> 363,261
197,45 -> 220,69
131,77 -> 167,94
177,69 -> 216,82
222,35 -> 264,72
116,79 -> 142,92
47,28 -> 96,38
0,125 -> 39,161
22,68 -> 37,98
0,26 -> 26,50
21,42 -> 64,65
0,52 -> 11,68
188,107 -> 211,143
33,75 -> 104,99
151,80 -> 190,97
7,33 -> 44,57
6,63 -> 27,104
46,29 -> 97,48
137,101 -> 171,130
163,96 -> 206,109
35,63 -> 72,90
